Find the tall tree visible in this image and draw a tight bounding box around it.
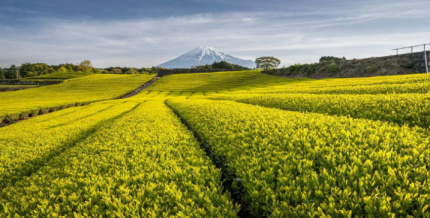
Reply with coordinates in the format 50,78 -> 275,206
79,60 -> 93,73
255,56 -> 281,70
0,68 -> 5,79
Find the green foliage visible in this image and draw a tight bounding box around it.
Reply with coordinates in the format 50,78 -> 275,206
319,56 -> 346,63
148,70 -> 291,92
23,71 -> 90,80
110,68 -> 123,74
242,73 -> 430,95
0,68 -> 5,79
66,65 -> 73,72
58,66 -> 68,73
256,56 -> 281,70
401,63 -> 414,69
329,62 -> 338,72
1,62 -> 99,79
0,69 -> 429,217
0,74 -> 155,123
19,63 -> 52,78
368,65 -> 379,73
211,93 -> 430,128
167,98 -> 430,217
4,66 -> 20,79
0,101 -> 138,189
79,60 -> 93,73
0,100 -> 238,217
102,67 -> 153,74
193,61 -> 250,71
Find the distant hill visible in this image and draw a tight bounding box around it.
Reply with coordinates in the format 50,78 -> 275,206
263,52 -> 430,79
157,46 -> 256,69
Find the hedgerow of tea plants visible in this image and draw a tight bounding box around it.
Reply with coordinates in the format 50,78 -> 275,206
167,99 -> 430,217
210,93 -> 430,128
233,73 -> 430,95
0,100 -> 138,189
0,100 -> 238,217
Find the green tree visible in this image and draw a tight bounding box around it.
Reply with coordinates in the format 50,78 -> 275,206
58,66 -> 68,73
329,63 -> 338,72
319,56 -> 346,63
79,60 -> 93,73
111,68 -> 123,74
255,56 -> 281,70
5,65 -> 20,79
0,68 -> 5,79
66,65 -> 74,72
26,71 -> 35,77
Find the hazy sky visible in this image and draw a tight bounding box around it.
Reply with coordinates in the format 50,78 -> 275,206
1,0 -> 429,68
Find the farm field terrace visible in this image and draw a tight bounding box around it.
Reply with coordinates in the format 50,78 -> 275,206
0,70 -> 429,217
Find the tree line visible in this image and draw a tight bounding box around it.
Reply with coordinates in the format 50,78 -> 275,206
156,61 -> 250,77
0,60 -> 159,80
0,61 -> 96,79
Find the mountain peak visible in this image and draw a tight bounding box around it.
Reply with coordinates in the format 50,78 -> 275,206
158,47 -> 255,69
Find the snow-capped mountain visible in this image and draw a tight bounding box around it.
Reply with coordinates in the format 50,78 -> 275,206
157,46 -> 255,69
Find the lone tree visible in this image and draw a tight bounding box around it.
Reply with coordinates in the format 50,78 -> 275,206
255,56 -> 281,70
79,60 -> 93,73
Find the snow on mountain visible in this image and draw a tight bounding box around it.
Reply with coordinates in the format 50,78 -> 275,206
157,46 -> 256,69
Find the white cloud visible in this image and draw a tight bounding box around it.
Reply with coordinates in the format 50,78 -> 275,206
0,0 -> 429,67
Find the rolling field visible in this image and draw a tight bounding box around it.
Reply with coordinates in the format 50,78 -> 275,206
147,70 -> 299,92
0,70 -> 429,217
23,72 -> 91,80
0,74 -> 155,123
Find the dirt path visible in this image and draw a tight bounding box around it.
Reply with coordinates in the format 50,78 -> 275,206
120,77 -> 160,99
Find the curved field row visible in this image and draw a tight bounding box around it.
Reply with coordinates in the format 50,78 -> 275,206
210,93 -> 430,128
239,73 -> 430,94
258,82 -> 430,95
0,74 -> 155,123
167,99 -> 430,217
0,100 -> 138,189
0,100 -> 238,217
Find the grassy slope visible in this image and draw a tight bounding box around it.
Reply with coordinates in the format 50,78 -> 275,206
232,73 -> 430,95
148,70 -> 304,92
23,72 -> 90,80
0,74 -> 154,122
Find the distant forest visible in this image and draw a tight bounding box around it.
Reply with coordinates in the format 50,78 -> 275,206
0,61 -> 156,80
0,60 -> 248,79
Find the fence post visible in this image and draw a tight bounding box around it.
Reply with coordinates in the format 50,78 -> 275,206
425,51 -> 429,73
